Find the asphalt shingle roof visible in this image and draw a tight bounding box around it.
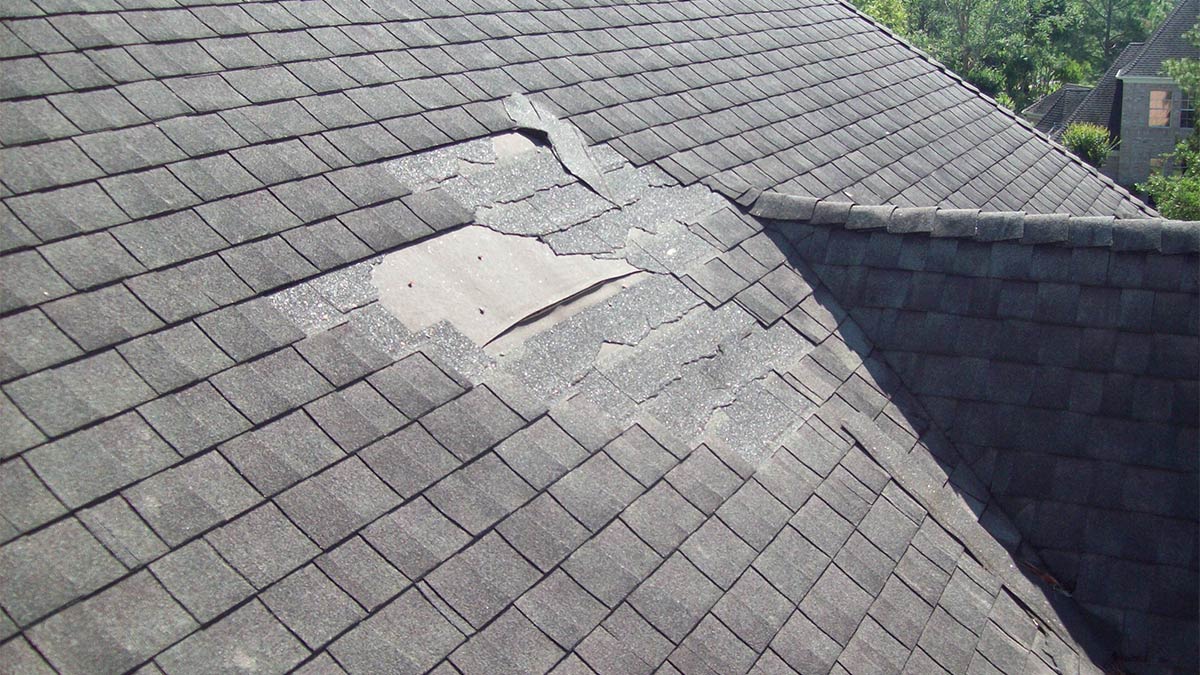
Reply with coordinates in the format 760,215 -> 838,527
1,1 -> 1198,674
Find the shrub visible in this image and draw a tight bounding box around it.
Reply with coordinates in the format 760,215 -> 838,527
1062,122 -> 1117,168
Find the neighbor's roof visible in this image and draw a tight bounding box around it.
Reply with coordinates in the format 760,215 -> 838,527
1021,83 -> 1091,134
0,0 -> 1185,673
1119,0 -> 1198,79
1063,42 -> 1144,133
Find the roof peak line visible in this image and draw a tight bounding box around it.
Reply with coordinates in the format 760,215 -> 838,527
747,191 -> 1200,255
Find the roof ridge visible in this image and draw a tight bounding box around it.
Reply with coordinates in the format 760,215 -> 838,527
748,190 -> 1200,254
830,0 -> 1159,217
1121,0 -> 1198,78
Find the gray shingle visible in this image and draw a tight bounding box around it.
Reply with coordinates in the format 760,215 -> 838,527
0,308 -> 80,381
28,571 -> 196,675
450,607 -> 565,675
2,255 -> 70,324
295,322 -> 394,387
428,452 -> 532,533
680,517 -> 757,590
262,564 -> 366,648
331,588 -> 464,674
7,182 -> 126,241
305,380 -> 406,451
75,125 -> 186,174
419,385 -> 524,461
754,525 -> 831,603
77,495 -> 167,569
869,575 -> 933,648
27,411 -> 177,508
338,198 -> 434,251
150,539 -> 253,622
276,457 -> 400,548
565,520 -> 661,608
426,532 -> 541,629
517,569 -> 608,649
603,425 -> 676,487
124,449 -> 260,546
117,322 -> 232,393
210,347 -> 333,423
712,569 -> 794,652
196,189 -> 302,245
363,497 -> 469,579
327,162 -> 412,207
44,284 -> 163,353
717,479 -> 791,551
137,381 -> 250,457
111,210 -> 226,270
0,518 -> 125,625
221,235 -> 318,292
219,410 -> 342,495
316,535 -> 408,611
100,168 -> 201,220
497,492 -> 589,573
39,231 -> 145,290
207,502 -> 319,589
629,553 -> 721,643
360,422 -> 460,498
799,564 -> 874,646
158,600 -> 308,675
621,482 -> 704,556
551,452 -> 643,531
665,446 -> 741,515
918,608 -> 978,673
368,352 -> 464,418
495,417 -> 589,490
195,296 -> 305,362
0,139 -> 102,194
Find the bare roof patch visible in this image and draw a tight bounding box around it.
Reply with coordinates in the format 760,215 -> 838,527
371,225 -> 637,346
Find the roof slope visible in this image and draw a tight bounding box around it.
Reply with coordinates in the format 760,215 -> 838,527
1065,42 -> 1144,133
0,123 -> 1115,674
0,0 -> 1192,673
1121,0 -> 1199,79
751,192 -> 1200,672
0,0 -> 1151,221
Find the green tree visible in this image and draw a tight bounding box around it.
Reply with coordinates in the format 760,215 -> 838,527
1163,22 -> 1200,97
1062,121 -> 1118,166
1137,131 -> 1200,219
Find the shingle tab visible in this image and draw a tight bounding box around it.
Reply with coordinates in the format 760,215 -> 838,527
276,457 -> 400,548
426,532 -> 541,629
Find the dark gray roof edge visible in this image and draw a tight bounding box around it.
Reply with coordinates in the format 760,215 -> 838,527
749,191 -> 1200,254
831,0 -> 1159,218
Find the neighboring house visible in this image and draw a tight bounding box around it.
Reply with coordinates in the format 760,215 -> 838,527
0,2 -> 1196,675
1109,0 -> 1198,184
1057,0 -> 1198,185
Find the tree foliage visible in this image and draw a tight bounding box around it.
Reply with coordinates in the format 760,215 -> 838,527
851,0 -> 1172,110
1137,130 -> 1200,219
1062,122 -> 1118,166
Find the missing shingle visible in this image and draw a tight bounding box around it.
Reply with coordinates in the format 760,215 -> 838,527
371,225 -> 638,348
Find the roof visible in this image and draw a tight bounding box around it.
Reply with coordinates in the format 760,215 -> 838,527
1065,42 -> 1145,133
1,1 -> 1197,674
1021,83 -> 1091,134
1120,0 -> 1199,79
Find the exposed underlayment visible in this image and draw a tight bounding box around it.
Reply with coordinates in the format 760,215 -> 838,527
371,225 -> 637,345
